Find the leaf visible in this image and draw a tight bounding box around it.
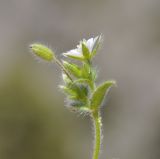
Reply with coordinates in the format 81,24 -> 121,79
82,43 -> 90,59
90,80 -> 116,110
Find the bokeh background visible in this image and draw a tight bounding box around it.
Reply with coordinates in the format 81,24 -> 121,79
0,0 -> 160,159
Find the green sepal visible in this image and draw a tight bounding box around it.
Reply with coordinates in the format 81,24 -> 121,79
81,63 -> 91,79
63,61 -> 81,78
82,43 -> 90,59
59,85 -> 77,97
73,78 -> 94,90
90,80 -> 116,110
59,85 -> 79,100
91,67 -> 97,81
81,63 -> 96,81
67,100 -> 90,113
69,84 -> 88,101
62,83 -> 88,102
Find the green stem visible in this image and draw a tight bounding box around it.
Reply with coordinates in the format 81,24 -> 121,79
54,58 -> 73,82
92,110 -> 102,159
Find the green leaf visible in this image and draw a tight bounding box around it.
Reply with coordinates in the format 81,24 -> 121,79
63,61 -> 81,78
90,80 -> 116,110
82,43 -> 90,59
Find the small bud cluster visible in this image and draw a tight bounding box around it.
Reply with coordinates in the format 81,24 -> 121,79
60,35 -> 115,113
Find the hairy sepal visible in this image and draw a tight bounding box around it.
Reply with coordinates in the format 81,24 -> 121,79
63,61 -> 81,78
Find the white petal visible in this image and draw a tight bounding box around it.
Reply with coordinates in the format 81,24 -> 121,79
86,38 -> 94,52
63,49 -> 82,57
91,35 -> 102,51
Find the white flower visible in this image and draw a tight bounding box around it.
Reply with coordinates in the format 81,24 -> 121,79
63,48 -> 83,59
63,35 -> 102,60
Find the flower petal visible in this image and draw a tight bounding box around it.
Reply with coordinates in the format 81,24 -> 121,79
63,49 -> 84,60
63,49 -> 82,57
63,35 -> 102,60
86,38 -> 94,52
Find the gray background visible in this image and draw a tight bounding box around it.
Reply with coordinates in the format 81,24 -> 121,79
0,0 -> 160,159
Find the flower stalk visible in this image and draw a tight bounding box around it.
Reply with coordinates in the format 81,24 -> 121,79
54,58 -> 73,82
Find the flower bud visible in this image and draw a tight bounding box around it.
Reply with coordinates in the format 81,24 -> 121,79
30,43 -> 55,61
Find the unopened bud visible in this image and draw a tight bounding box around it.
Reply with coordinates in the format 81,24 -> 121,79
30,43 -> 55,61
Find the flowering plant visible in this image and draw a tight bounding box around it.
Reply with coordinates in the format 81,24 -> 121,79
30,35 -> 116,159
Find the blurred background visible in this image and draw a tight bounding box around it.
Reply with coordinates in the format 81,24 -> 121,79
0,0 -> 160,159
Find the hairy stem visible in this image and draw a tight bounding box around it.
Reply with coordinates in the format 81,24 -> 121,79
92,110 -> 102,159
55,58 -> 73,82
